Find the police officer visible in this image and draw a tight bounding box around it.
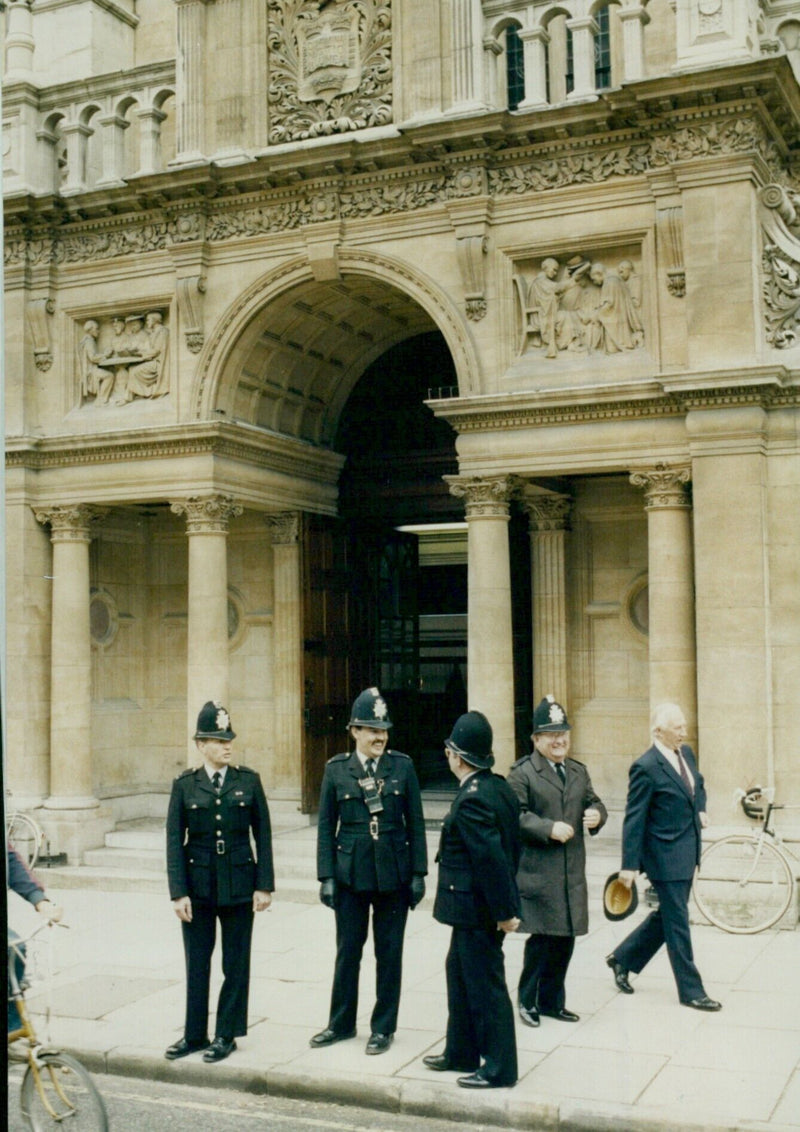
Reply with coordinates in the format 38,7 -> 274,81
311,687 -> 427,1055
165,702 -> 274,1063
425,711 -> 521,1089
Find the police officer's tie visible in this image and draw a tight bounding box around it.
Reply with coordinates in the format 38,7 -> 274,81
366,758 -> 377,778
212,771 -> 222,794
555,762 -> 566,786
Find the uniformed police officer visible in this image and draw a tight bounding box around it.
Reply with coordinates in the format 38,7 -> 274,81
165,702 -> 274,1063
310,687 -> 428,1055
425,711 -> 521,1089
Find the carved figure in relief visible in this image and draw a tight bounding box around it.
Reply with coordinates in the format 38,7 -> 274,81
124,312 -> 170,401
78,319 -> 114,405
524,258 -> 570,358
584,263 -> 644,353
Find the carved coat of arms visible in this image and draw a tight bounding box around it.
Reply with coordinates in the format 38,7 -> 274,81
297,5 -> 361,104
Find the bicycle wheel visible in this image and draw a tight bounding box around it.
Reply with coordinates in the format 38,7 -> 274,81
693,835 -> 795,934
20,1051 -> 108,1131
7,812 -> 42,869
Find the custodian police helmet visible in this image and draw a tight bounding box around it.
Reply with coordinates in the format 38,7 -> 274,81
532,694 -> 571,733
348,687 -> 392,730
445,710 -> 495,770
194,700 -> 236,741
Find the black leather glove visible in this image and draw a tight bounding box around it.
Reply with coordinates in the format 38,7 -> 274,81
319,878 -> 337,909
409,875 -> 426,910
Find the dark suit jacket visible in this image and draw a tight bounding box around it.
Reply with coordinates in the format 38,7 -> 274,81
166,764 -> 274,905
434,770 -> 521,930
316,749 -> 428,893
621,744 -> 706,882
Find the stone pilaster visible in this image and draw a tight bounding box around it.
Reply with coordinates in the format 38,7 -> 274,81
523,493 -> 571,708
449,0 -> 486,113
171,494 -> 242,758
266,512 -> 303,798
172,0 -> 213,165
447,475 -> 520,773
630,464 -> 697,736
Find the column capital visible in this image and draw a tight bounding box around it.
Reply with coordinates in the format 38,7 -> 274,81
34,504 -> 108,541
171,494 -> 243,533
445,474 -> 522,518
522,492 -> 572,531
630,463 -> 691,509
266,511 -> 300,545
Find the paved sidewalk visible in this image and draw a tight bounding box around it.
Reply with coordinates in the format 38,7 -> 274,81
10,853 -> 800,1132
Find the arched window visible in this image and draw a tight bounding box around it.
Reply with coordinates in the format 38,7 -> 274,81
594,5 -> 611,89
506,24 -> 525,110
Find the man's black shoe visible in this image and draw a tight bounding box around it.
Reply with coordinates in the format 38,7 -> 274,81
164,1037 -> 209,1060
518,1003 -> 540,1027
423,1054 -> 478,1072
202,1036 -> 236,1063
540,1007 -> 580,1022
366,1033 -> 393,1055
606,954 -> 634,994
457,1070 -> 515,1089
309,1027 -> 356,1048
682,996 -> 722,1012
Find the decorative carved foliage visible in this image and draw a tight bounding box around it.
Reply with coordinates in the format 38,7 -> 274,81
266,511 -> 300,544
171,495 -> 244,534
630,464 -> 691,509
267,0 -> 392,144
762,240 -> 800,350
445,474 -> 523,517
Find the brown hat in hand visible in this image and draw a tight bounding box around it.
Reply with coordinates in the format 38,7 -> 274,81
603,872 -> 639,921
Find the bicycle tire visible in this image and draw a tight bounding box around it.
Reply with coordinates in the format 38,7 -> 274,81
693,834 -> 795,934
20,1051 -> 108,1131
7,812 -> 43,869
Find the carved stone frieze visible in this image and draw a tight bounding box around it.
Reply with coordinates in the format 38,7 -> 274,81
76,309 -> 170,406
267,0 -> 392,144
630,464 -> 691,509
445,474 -> 522,518
171,494 -> 244,534
762,240 -> 800,350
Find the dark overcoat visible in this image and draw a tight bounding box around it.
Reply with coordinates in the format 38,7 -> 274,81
507,750 -> 607,936
316,749 -> 428,893
621,744 -> 706,881
433,770 -> 521,930
166,764 -> 274,906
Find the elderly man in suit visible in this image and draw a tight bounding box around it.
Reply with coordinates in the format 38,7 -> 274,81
605,702 -> 721,1011
165,701 -> 274,1063
508,695 -> 606,1027
424,711 -> 521,1089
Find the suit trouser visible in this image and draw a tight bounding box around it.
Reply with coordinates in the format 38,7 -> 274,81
182,901 -> 254,1041
613,877 -> 705,1002
518,933 -> 575,1013
444,926 -> 518,1086
329,887 -> 409,1035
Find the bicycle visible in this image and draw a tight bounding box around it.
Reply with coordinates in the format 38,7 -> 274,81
6,791 -> 44,869
692,786 -> 800,934
8,919 -> 108,1130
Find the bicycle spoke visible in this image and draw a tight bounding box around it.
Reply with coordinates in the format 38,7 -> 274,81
693,835 -> 794,934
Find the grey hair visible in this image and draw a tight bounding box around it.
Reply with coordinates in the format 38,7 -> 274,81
650,702 -> 684,736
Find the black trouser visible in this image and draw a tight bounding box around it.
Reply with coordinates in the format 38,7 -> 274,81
613,877 -> 705,1002
444,926 -> 517,1086
328,886 -> 408,1036
182,901 -> 254,1041
518,933 -> 575,1013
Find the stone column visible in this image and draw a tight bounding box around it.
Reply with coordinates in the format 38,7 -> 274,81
171,494 -> 242,758
629,464 -> 697,735
447,475 -> 519,774
95,113 -> 129,188
172,0 -> 212,165
136,107 -> 167,176
266,512 -> 303,798
523,493 -> 571,706
565,17 -> 597,101
60,122 -> 92,196
449,0 -> 486,113
33,504 -> 107,807
518,27 -> 550,109
5,0 -> 35,80
619,6 -> 650,83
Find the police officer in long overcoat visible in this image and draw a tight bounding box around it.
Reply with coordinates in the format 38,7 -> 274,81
425,711 -> 521,1089
507,695 -> 606,1027
165,701 -> 274,1063
310,687 -> 427,1056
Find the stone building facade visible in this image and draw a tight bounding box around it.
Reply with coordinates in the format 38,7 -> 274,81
3,0 -> 800,859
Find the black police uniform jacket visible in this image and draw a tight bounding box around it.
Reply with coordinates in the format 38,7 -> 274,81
166,764 -> 274,906
434,770 -> 522,929
316,750 -> 427,892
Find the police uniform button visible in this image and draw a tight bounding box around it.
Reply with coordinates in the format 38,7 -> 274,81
216,799 -> 221,805
449,884 -> 455,891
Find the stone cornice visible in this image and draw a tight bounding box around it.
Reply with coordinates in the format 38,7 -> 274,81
5,421 -> 345,482
428,369 -> 799,432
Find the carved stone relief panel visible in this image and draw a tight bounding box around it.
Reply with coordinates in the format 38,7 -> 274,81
75,307 -> 170,407
267,0 -> 392,144
513,248 -> 644,360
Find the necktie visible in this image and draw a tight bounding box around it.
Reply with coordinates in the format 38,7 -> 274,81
212,771 -> 222,794
555,762 -> 566,786
366,759 -> 377,778
675,750 -> 693,793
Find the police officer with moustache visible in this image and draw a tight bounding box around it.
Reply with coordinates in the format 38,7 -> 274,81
165,702 -> 274,1064
425,711 -> 522,1090
311,687 -> 427,1056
